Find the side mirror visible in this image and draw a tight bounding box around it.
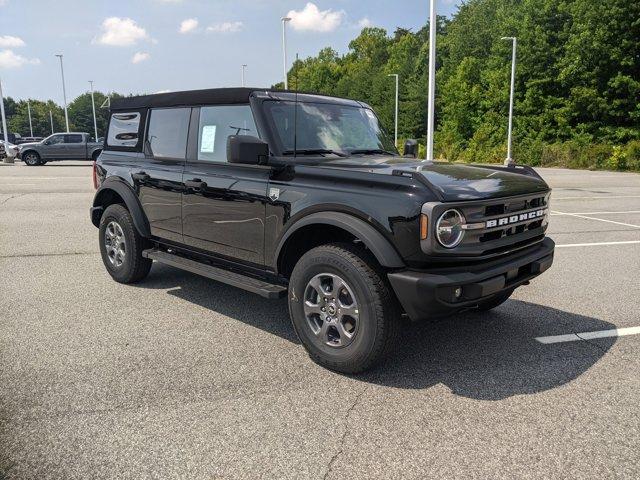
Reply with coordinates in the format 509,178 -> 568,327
227,135 -> 269,165
404,139 -> 418,159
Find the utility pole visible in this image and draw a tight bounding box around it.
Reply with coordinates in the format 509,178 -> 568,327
281,17 -> 291,89
426,0 -> 437,161
27,100 -> 33,137
387,74 -> 399,148
55,54 -> 70,133
89,80 -> 98,141
49,110 -> 54,134
501,36 -> 517,167
241,64 -> 247,87
0,76 -> 13,163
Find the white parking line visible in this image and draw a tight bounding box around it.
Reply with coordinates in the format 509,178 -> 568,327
551,210 -> 640,229
550,210 -> 640,216
536,326 -> 640,344
555,240 -> 640,248
553,195 -> 640,200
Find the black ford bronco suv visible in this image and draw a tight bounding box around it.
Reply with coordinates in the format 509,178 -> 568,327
91,88 -> 554,373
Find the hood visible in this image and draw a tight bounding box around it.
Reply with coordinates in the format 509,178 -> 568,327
322,157 -> 550,201
17,142 -> 40,149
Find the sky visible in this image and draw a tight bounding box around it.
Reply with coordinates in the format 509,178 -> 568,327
0,0 -> 460,103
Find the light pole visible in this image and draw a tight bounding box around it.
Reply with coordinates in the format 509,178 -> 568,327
27,100 -> 34,137
89,80 -> 98,141
387,74 -> 399,148
49,110 -> 54,134
241,64 -> 247,87
281,17 -> 291,89
0,76 -> 12,163
426,0 -> 437,161
501,36 -> 517,167
55,54 -> 70,133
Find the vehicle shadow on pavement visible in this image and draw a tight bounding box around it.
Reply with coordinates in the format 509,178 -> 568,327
360,300 -> 616,400
136,264 -> 299,344
137,266 -> 615,400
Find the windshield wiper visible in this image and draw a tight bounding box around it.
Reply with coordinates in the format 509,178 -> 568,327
348,149 -> 397,156
282,148 -> 348,158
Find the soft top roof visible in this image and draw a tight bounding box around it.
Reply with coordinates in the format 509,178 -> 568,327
110,87 -> 365,111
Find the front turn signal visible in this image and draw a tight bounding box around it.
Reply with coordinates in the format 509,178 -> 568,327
420,214 -> 428,240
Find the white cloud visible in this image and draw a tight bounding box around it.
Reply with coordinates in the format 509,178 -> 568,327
94,17 -> 149,46
179,18 -> 198,34
131,52 -> 150,64
207,21 -> 243,33
286,2 -> 345,32
358,17 -> 373,28
0,49 -> 40,69
0,35 -> 25,48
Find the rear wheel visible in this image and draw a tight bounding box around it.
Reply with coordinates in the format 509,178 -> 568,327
23,152 -> 41,166
99,204 -> 152,283
288,243 -> 400,374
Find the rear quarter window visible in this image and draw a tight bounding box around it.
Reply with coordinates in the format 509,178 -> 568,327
107,112 -> 141,148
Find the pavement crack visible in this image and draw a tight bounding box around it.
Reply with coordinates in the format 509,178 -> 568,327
0,251 -> 96,259
322,387 -> 367,480
575,332 -> 608,353
0,193 -> 26,205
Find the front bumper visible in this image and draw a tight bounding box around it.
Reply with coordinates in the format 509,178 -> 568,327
388,237 -> 555,321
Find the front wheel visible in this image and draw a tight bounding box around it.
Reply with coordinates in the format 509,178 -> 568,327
23,152 -> 41,166
99,204 -> 152,283
288,243 -> 400,374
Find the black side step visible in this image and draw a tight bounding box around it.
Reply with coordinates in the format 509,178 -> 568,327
142,249 -> 287,299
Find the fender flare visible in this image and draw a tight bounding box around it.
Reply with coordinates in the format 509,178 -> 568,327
274,211 -> 405,272
20,149 -> 40,159
91,178 -> 150,237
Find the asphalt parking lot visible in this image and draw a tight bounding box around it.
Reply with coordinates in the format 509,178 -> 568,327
1,162 -> 639,479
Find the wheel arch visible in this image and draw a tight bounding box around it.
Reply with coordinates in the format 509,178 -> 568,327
274,211 -> 405,277
91,178 -> 150,237
21,149 -> 40,160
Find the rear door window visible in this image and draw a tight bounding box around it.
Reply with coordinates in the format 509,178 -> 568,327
147,108 -> 191,160
65,134 -> 83,143
107,112 -> 141,148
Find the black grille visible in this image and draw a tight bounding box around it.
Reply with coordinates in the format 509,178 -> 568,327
456,193 -> 550,256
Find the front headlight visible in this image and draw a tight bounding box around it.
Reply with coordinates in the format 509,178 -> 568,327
436,209 -> 465,248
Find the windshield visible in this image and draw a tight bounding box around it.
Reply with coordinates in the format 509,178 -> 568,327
263,101 -> 397,157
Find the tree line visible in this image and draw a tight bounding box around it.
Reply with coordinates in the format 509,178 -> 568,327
1,91 -> 122,140
3,0 -> 638,170
279,0 -> 639,171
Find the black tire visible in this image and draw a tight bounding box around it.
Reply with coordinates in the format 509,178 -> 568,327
474,288 -> 514,312
288,243 -> 400,374
22,151 -> 41,166
98,204 -> 152,283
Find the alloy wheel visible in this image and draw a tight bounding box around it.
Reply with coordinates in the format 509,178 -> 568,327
104,221 -> 126,268
303,273 -> 360,348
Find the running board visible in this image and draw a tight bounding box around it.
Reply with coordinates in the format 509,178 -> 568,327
142,249 -> 287,299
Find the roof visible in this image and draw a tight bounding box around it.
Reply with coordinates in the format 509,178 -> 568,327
111,88 -> 257,110
110,87 -> 364,111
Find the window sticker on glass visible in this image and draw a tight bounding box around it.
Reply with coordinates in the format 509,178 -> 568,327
201,125 -> 217,153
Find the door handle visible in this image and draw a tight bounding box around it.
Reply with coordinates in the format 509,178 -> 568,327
132,172 -> 150,182
185,179 -> 207,191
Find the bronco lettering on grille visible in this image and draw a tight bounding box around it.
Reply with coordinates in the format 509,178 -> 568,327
485,208 -> 547,229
